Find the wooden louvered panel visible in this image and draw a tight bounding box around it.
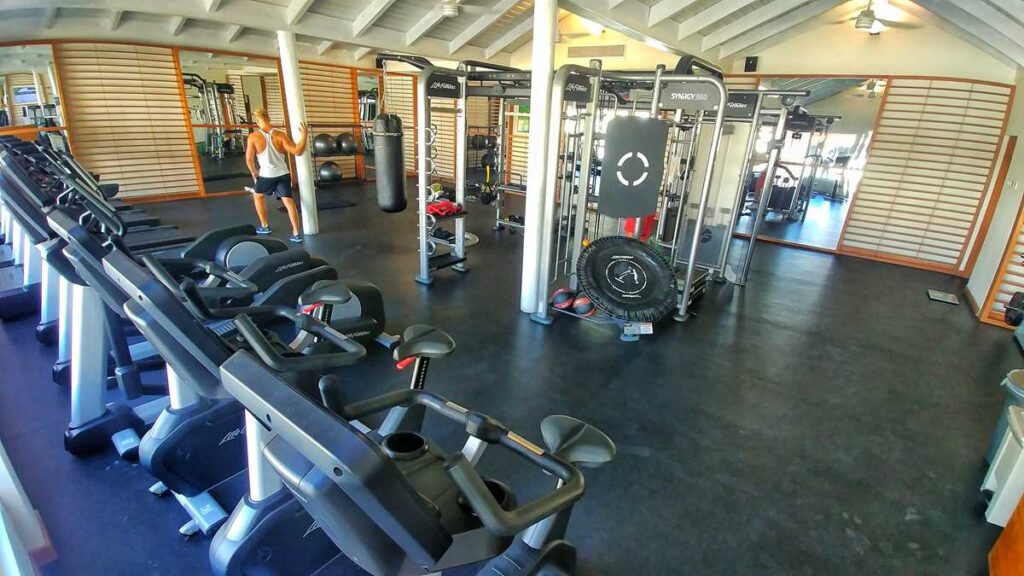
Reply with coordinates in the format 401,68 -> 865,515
430,99 -> 457,181
226,73 -> 247,124
507,101 -> 528,185
261,74 -> 285,125
299,62 -> 357,179
55,43 -> 200,198
724,75 -> 758,91
382,74 -> 416,173
838,77 -> 1012,271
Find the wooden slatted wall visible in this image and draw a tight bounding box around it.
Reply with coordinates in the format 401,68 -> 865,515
55,43 -> 200,198
838,78 -> 1013,270
226,73 -> 247,124
507,101 -> 529,185
261,74 -> 285,125
431,99 -> 457,182
299,62 -> 358,179
382,74 -> 416,173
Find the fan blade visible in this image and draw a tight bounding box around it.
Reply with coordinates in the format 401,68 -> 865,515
877,19 -> 921,29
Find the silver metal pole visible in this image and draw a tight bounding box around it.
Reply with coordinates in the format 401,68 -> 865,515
738,109 -> 789,285
669,118 -> 700,266
675,77 -> 727,322
533,65 -> 599,322
715,93 -> 765,281
568,60 -> 603,291
415,67 -> 433,285
453,76 -> 468,270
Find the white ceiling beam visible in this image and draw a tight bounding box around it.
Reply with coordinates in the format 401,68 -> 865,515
943,0 -> 1024,50
109,9 -> 123,30
285,0 -> 317,26
225,23 -> 243,42
352,0 -> 398,37
718,0 -> 842,57
561,0 -> 702,56
702,0 -> 810,51
204,0 -> 222,12
908,0 -> 1024,66
352,46 -> 372,60
406,6 -> 446,45
608,0 -> 627,7
485,14 -> 533,58
891,0 -> 1013,65
169,15 -> 186,36
647,0 -> 700,27
42,7 -> 58,28
677,0 -> 761,40
987,0 -> 1024,24
0,0 -> 501,64
449,0 -> 520,54
316,40 -> 334,55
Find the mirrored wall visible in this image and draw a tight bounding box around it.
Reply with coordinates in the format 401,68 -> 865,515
735,76 -> 884,250
0,44 -> 63,131
180,50 -> 284,193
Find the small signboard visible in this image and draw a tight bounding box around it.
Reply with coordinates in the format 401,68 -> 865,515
12,86 -> 37,105
725,92 -> 759,120
659,82 -> 721,111
425,73 -> 461,99
564,73 -> 593,102
598,116 -> 670,218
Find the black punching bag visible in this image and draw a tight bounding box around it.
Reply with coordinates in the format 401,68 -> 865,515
374,113 -> 407,213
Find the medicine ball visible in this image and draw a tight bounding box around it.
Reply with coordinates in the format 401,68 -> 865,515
481,152 -> 496,169
336,133 -> 358,155
572,296 -> 596,317
313,133 -> 337,156
317,161 -> 342,182
469,134 -> 486,150
551,288 -> 576,310
485,135 -> 498,148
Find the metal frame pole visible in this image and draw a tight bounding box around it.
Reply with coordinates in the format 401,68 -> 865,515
715,94 -> 764,280
674,77 -> 727,322
568,60 -> 603,292
415,67 -> 433,285
738,109 -> 789,285
453,75 -> 468,270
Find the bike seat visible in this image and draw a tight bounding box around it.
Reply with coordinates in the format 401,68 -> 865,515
541,415 -> 616,468
299,279 -> 353,306
392,324 -> 455,361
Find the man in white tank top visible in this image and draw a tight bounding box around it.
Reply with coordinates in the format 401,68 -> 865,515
245,108 -> 309,243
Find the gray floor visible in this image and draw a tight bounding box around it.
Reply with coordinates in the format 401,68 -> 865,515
0,182 -> 1015,575
737,195 -> 852,250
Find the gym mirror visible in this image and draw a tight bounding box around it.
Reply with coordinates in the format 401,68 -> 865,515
0,44 -> 63,132
356,71 -> 379,180
179,50 -> 284,193
734,76 -> 884,250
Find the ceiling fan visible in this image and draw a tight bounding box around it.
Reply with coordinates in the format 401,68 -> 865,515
439,0 -> 493,17
832,0 -> 920,34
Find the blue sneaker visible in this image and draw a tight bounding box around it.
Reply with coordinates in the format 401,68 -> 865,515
289,234 -> 303,243
255,225 -> 272,235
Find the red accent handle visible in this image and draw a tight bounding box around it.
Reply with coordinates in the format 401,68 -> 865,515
302,303 -> 322,315
395,357 -> 416,370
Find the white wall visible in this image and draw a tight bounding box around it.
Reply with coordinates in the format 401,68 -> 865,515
805,87 -> 882,135
967,67 -> 1024,314
511,14 -> 683,71
728,8 -> 1017,84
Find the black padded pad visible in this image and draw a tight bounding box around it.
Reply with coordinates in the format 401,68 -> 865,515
540,415 -> 616,468
299,279 -> 353,306
392,325 -> 455,361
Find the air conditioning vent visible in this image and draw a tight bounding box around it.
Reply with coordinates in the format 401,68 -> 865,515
567,45 -> 625,58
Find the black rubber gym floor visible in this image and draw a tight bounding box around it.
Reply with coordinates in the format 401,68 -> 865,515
0,181 -> 1015,575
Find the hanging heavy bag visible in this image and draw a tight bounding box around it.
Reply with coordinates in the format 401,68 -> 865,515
373,113 -> 407,213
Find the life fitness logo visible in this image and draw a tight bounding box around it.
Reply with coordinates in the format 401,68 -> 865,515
429,80 -> 458,92
615,151 -> 650,187
605,255 -> 647,299
566,82 -> 589,94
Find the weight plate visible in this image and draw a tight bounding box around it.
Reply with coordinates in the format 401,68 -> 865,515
576,235 -> 678,322
1007,291 -> 1024,326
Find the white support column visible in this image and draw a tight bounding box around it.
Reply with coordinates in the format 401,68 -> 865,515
31,70 -> 45,106
519,0 -> 557,313
276,30 -> 318,235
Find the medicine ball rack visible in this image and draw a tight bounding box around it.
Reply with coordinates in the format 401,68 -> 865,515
307,122 -> 361,184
